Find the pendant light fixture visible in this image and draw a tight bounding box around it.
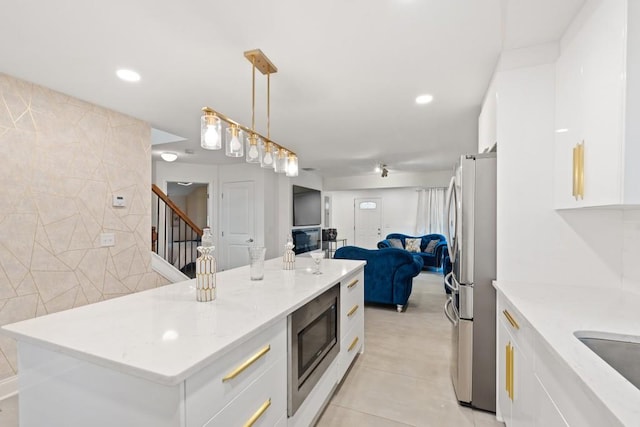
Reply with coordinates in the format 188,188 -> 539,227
200,49 -> 298,175
200,109 -> 221,150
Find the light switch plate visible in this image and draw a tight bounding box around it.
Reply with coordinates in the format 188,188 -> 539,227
100,233 -> 115,247
112,195 -> 125,207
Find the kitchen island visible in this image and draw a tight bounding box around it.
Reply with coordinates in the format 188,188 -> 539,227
2,257 -> 365,427
495,281 -> 640,426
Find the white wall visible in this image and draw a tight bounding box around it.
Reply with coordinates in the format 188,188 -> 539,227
324,170 -> 450,191
495,55 -> 623,289
276,170 -> 324,254
623,210 -> 640,291
326,188 -> 423,248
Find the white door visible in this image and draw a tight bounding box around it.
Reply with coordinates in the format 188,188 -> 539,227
221,181 -> 255,270
354,198 -> 382,248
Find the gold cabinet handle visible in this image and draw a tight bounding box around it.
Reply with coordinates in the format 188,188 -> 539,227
348,336 -> 359,352
243,398 -> 271,427
347,304 -> 359,317
222,345 -> 271,382
573,144 -> 579,198
578,141 -> 584,199
502,310 -> 520,330
573,141 -> 585,200
347,279 -> 359,289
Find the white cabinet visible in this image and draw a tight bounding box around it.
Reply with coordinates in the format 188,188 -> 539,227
497,300 -> 535,427
186,319 -> 287,427
496,290 -> 621,427
554,0 -> 640,208
337,270 -> 364,380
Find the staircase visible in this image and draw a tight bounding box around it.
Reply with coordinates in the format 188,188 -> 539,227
151,184 -> 203,279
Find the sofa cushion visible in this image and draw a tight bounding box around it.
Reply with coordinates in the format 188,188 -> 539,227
405,238 -> 421,253
387,238 -> 404,249
424,239 -> 439,254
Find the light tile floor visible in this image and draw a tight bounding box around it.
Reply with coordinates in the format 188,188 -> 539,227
0,272 -> 505,427
316,271 -> 505,427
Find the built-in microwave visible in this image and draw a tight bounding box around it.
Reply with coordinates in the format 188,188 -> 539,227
287,284 -> 340,416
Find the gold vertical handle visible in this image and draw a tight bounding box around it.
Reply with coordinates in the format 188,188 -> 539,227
222,345 -> 271,382
578,141 -> 584,199
573,142 -> 585,200
347,279 -> 359,289
243,398 -> 271,427
572,144 -> 579,198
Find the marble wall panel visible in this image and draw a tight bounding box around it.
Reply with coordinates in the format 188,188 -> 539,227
0,73 -> 166,380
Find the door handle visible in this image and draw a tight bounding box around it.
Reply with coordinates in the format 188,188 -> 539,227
246,238 -> 254,243
444,297 -> 458,326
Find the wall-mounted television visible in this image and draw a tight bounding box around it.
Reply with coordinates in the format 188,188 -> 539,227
292,185 -> 321,226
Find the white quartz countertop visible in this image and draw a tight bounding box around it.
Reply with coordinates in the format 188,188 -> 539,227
2,257 -> 365,386
494,281 -> 640,426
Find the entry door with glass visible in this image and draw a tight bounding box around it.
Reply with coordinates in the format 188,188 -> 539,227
354,198 -> 382,248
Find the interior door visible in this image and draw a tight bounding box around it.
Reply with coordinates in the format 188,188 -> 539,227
354,198 -> 382,248
221,181 -> 255,270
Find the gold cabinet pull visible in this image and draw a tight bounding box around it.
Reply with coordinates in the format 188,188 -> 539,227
347,304 -> 359,317
578,141 -> 584,199
222,345 -> 270,382
503,310 -> 520,330
573,141 -> 585,200
243,398 -> 271,427
347,279 -> 359,289
348,336 -> 359,352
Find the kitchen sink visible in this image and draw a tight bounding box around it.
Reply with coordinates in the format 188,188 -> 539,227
574,331 -> 640,390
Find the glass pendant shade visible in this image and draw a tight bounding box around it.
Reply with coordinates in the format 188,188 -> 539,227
225,125 -> 244,157
260,141 -> 276,169
201,109 -> 222,150
275,148 -> 288,173
286,154 -> 299,177
245,134 -> 260,163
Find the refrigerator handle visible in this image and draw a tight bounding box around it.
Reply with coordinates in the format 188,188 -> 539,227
444,272 -> 458,293
444,297 -> 458,326
444,175 -> 458,263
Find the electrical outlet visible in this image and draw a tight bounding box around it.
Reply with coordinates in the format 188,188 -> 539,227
100,233 -> 115,247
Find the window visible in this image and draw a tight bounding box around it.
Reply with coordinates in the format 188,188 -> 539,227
359,201 -> 377,210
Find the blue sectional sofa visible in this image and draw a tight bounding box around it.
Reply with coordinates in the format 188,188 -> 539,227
334,246 -> 424,312
377,233 -> 447,269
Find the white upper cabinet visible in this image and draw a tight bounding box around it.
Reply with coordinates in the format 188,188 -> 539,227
554,0 -> 640,208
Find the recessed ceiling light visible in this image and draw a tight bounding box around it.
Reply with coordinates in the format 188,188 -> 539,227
415,94 -> 434,105
555,128 -> 569,133
116,69 -> 141,82
160,152 -> 178,162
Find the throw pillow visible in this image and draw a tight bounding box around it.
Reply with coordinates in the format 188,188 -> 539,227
405,238 -> 421,253
387,238 -> 403,249
424,239 -> 439,254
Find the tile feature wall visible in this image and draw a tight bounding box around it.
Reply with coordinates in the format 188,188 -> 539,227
0,74 -> 169,380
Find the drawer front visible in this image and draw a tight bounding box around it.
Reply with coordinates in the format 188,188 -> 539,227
497,293 -> 531,355
340,270 -> 364,341
204,357 -> 287,427
336,310 -> 364,382
186,319 -> 286,427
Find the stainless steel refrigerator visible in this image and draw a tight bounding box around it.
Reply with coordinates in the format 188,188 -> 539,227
443,152 -> 496,412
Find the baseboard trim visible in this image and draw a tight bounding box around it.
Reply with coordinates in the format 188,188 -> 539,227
0,375 -> 18,401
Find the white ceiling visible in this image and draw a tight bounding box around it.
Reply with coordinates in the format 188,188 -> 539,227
0,0 -> 584,178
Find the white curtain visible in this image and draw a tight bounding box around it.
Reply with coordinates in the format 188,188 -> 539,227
416,187 -> 446,235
